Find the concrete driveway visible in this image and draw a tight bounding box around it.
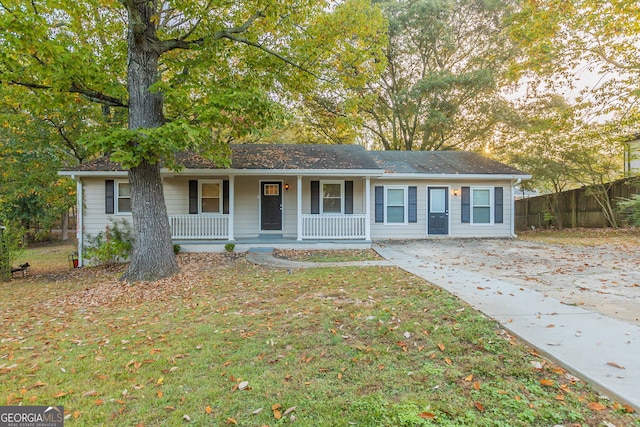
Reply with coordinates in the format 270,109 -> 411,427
377,238 -> 640,326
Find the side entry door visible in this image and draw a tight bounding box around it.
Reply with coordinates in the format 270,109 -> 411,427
428,187 -> 448,235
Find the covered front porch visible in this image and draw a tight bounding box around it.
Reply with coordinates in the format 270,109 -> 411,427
168,175 -> 373,242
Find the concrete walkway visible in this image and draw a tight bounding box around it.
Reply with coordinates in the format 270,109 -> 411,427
374,243 -> 640,411
245,244 -> 640,410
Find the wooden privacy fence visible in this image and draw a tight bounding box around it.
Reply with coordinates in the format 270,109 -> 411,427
515,177 -> 640,231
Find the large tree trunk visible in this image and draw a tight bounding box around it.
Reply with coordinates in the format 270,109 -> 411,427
120,1 -> 180,282
121,160 -> 179,282
61,211 -> 69,241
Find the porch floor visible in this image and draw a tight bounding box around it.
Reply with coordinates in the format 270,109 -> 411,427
173,237 -> 372,253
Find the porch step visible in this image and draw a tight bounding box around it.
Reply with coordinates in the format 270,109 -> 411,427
248,247 -> 275,253
258,234 -> 283,239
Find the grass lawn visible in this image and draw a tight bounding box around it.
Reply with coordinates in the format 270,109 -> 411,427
1,243 -> 638,426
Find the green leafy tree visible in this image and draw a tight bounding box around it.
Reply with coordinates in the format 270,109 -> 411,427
618,194 -> 640,227
501,95 -> 625,229
0,222 -> 26,282
501,95 -> 579,229
361,0 -> 519,151
0,0 -> 386,281
508,0 -> 640,124
0,127 -> 76,239
567,126 -> 624,228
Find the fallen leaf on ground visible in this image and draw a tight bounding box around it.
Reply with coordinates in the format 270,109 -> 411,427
606,361 -> 625,369
418,412 -> 435,419
283,406 -> 296,416
272,403 -> 282,420
587,402 -> 607,411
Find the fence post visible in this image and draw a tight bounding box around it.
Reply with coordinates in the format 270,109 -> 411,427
571,190 -> 577,228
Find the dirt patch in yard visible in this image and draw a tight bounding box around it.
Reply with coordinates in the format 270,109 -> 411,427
382,236 -> 640,326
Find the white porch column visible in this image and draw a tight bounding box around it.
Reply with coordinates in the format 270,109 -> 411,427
76,178 -> 84,267
228,175 -> 235,241
297,175 -> 303,241
365,176 -> 371,241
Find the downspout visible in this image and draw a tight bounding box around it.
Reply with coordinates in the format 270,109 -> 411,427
74,176 -> 84,267
511,178 -> 521,238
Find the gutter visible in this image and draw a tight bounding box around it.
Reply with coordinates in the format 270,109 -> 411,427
376,173 -> 532,181
59,169 -> 386,178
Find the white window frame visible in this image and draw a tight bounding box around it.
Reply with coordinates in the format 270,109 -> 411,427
471,187 -> 493,225
384,185 -> 408,225
199,180 -> 223,214
320,180 -> 344,214
115,180 -> 132,215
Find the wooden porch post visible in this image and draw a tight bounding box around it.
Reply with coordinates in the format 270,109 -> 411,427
297,175 -> 303,241
228,175 -> 235,241
365,176 -> 371,241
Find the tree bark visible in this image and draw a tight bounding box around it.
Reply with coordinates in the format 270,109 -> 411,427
120,0 -> 180,281
121,159 -> 179,282
61,211 -> 69,241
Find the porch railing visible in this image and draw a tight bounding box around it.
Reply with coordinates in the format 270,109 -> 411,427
301,214 -> 367,240
169,214 -> 229,239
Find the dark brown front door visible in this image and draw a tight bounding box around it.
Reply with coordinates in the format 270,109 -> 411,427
261,182 -> 282,230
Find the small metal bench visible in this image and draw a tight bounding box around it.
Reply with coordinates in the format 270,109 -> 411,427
11,263 -> 30,278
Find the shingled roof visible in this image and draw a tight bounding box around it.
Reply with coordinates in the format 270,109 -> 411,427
370,151 -> 525,175
63,144 -> 527,176
67,144 -> 380,171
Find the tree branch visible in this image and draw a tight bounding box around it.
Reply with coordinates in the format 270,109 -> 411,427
587,33 -> 639,71
69,83 -> 128,107
158,9 -> 267,53
8,79 -> 128,108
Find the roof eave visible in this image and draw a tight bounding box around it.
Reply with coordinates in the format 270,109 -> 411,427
58,168 -> 386,178
172,168 -> 384,177
377,173 -> 532,180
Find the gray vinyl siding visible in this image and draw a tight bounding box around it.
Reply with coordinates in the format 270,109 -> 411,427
81,175 -> 514,244
369,179 -> 427,239
369,178 -> 514,239
81,177 -> 133,239
450,180 -> 512,237
300,177 -> 366,215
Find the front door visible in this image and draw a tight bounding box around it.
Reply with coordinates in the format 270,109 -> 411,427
428,187 -> 448,235
261,182 -> 282,230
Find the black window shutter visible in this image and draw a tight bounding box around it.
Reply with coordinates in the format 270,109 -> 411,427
311,181 -> 320,214
345,181 -> 353,214
494,186 -> 504,223
375,186 -> 384,223
408,186 -> 417,223
461,186 -> 470,223
223,180 -> 230,214
189,180 -> 198,214
105,180 -> 114,214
